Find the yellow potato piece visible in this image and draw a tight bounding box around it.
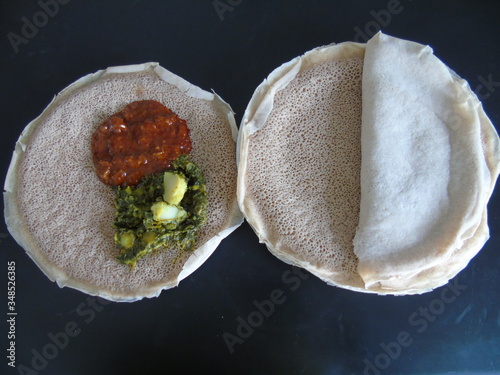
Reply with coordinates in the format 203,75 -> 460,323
142,231 -> 157,244
163,172 -> 187,205
151,202 -> 179,221
119,232 -> 135,249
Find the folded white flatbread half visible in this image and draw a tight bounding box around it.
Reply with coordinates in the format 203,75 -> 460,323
4,62 -> 243,302
237,32 -> 500,295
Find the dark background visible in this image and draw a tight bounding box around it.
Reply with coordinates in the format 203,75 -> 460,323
1,1 -> 500,374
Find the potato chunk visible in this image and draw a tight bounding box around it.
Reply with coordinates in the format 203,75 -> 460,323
142,231 -> 157,244
163,172 -> 187,205
151,201 -> 187,222
119,231 -> 135,249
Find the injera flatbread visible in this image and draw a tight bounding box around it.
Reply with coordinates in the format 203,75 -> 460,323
354,33 -> 500,291
238,42 -> 369,292
4,62 -> 243,302
237,33 -> 500,294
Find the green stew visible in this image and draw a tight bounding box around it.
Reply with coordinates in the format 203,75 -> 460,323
114,155 -> 207,267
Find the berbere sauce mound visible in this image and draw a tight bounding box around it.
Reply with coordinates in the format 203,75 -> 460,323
92,100 -> 192,186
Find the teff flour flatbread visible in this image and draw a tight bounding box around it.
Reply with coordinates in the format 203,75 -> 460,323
237,33 -> 500,295
5,34 -> 499,299
4,63 -> 243,302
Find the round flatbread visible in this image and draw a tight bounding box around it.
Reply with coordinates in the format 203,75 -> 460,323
4,62 -> 243,302
237,33 -> 500,295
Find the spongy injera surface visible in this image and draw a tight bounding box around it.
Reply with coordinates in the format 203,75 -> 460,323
244,57 -> 364,286
17,71 -> 238,297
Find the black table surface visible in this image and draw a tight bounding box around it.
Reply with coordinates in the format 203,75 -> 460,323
1,1 -> 500,374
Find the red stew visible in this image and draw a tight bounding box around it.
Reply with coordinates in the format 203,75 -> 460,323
91,100 -> 192,186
